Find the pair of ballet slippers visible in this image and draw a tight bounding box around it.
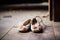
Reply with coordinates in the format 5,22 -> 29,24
19,16 -> 44,33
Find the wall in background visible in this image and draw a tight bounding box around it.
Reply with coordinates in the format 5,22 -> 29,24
54,0 -> 60,22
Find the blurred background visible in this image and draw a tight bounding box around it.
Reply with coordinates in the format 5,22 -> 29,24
1,0 -> 60,40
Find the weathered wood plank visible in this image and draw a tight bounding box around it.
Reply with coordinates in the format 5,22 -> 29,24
0,10 -> 55,40
53,22 -> 60,40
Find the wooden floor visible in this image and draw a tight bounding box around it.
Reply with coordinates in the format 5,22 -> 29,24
0,10 -> 60,40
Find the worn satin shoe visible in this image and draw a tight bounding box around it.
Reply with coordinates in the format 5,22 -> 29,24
31,17 -> 42,33
19,19 -> 31,32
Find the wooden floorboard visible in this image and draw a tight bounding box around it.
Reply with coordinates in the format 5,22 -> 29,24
0,10 -> 55,40
1,25 -> 55,40
53,22 -> 60,40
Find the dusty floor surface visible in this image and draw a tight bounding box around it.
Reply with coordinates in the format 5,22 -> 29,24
0,10 -> 60,40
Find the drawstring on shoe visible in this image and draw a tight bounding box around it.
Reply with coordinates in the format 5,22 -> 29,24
35,16 -> 47,29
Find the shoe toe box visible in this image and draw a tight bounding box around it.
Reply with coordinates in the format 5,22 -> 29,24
19,25 -> 29,31
31,25 -> 41,32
